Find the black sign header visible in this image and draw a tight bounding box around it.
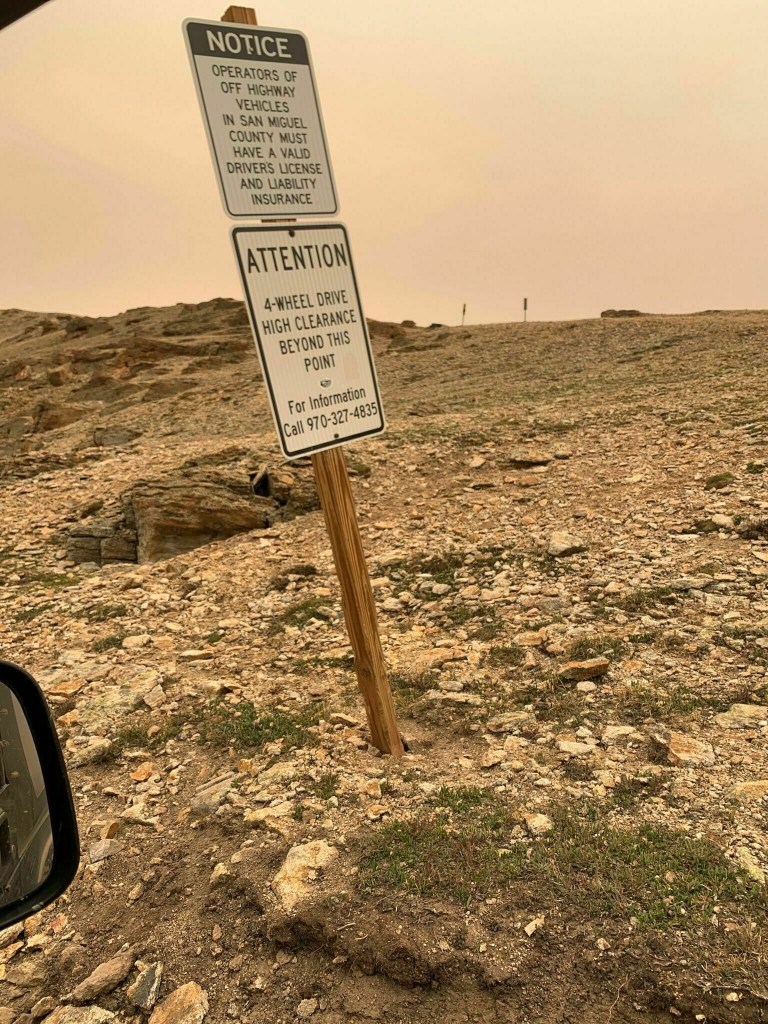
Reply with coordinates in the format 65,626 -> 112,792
185,22 -> 309,64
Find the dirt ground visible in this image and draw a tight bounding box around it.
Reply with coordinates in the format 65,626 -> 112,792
0,302 -> 766,1023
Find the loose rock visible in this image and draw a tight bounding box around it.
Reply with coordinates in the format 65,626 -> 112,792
558,657 -> 610,681
271,841 -> 338,912
66,946 -> 135,1003
149,982 -> 208,1024
127,962 -> 164,1012
548,531 -> 588,557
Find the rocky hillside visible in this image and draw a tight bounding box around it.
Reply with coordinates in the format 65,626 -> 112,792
0,302 -> 766,1024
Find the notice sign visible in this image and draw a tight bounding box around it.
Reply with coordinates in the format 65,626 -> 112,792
184,18 -> 338,218
233,224 -> 385,458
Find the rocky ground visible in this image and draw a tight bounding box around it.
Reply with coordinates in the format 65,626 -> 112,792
0,301 -> 766,1024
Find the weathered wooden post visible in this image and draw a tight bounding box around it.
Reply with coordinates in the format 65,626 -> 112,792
185,6 -> 405,756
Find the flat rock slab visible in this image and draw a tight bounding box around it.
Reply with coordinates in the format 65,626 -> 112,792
558,657 -> 610,681
715,704 -> 768,729
487,711 -> 537,734
44,1008 -> 116,1024
729,780 -> 768,803
508,450 -> 553,468
77,667 -> 161,735
653,730 -> 715,767
601,725 -> 642,746
548,531 -> 588,557
67,947 -> 135,1003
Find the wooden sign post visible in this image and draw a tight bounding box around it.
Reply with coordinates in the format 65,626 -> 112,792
221,6 -> 404,757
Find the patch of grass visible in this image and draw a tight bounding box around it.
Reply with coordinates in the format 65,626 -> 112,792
315,772 -> 340,800
20,571 -> 78,590
434,602 -> 475,626
615,586 -> 676,613
417,553 -> 465,585
14,602 -> 53,622
713,626 -> 768,667
484,643 -> 524,668
435,786 -> 494,814
530,551 -> 577,578
567,633 -> 626,661
289,652 -> 355,676
79,603 -> 128,623
346,455 -> 372,478
451,428 -> 498,449
360,804 -> 516,906
527,419 -> 578,435
705,472 -> 736,490
322,653 -> 354,670
610,774 -> 666,808
390,671 -> 433,711
441,603 -> 475,627
269,597 -> 332,633
196,699 -> 322,751
92,632 -> 128,652
289,657 -> 315,677
561,760 -> 594,782
360,800 -> 767,927
653,631 -> 688,653
533,688 -> 586,725
102,714 -> 187,761
468,608 -> 504,641
613,682 -> 706,724
378,547 -> 507,590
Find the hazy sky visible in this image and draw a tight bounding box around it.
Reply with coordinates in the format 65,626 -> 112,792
2,0 -> 767,325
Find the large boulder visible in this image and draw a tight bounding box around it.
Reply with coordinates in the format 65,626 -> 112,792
66,455 -> 320,565
127,480 -> 271,562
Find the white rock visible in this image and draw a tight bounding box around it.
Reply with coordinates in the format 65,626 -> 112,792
602,725 -> 641,746
523,813 -> 553,836
715,704 -> 768,729
271,841 -> 338,912
44,1009 -> 116,1024
209,862 -> 233,889
548,532 -> 587,557
557,740 -> 593,756
735,847 -> 765,885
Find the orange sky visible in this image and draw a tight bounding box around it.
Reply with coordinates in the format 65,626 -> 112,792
2,0 -> 767,325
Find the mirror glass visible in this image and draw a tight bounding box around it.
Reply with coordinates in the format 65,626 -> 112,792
0,683 -> 53,908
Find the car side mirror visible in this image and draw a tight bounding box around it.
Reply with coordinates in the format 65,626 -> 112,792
0,661 -> 79,929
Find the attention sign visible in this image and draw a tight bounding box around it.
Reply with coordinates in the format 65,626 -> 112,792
232,223 -> 385,458
183,18 -> 338,218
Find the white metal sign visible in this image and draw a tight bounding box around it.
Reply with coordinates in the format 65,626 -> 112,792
183,18 -> 338,218
233,224 -> 385,458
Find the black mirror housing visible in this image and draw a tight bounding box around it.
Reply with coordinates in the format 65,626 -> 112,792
0,661 -> 79,929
